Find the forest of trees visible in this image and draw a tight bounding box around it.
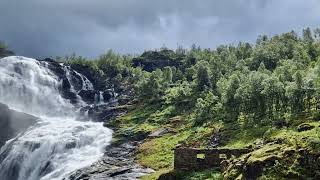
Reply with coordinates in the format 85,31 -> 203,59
66,27 -> 320,130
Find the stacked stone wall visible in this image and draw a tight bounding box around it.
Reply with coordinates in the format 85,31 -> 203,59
174,147 -> 251,171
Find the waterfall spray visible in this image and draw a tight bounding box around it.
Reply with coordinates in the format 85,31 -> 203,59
0,56 -> 112,180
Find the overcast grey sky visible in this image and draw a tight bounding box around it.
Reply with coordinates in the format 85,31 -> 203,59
0,0 -> 320,58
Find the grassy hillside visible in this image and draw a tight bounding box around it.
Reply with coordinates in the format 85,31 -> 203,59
66,27 -> 320,179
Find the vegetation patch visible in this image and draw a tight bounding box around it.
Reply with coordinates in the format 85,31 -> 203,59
56,27 -> 320,179
155,169 -> 222,180
137,133 -> 190,170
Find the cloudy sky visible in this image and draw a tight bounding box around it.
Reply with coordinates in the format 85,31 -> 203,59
0,0 -> 320,58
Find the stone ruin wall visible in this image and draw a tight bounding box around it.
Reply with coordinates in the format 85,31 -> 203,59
174,147 -> 251,171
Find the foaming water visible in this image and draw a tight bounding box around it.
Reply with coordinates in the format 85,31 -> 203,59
0,56 -> 112,180
0,56 -> 74,116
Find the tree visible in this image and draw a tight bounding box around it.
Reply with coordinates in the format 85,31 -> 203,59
96,50 -> 124,78
220,74 -> 241,123
163,67 -> 173,84
136,70 -> 163,101
236,42 -> 252,60
164,81 -> 193,109
314,28 -> 320,40
256,35 -> 268,45
261,75 -> 285,121
303,27 -> 314,43
195,60 -> 212,91
194,91 -> 221,125
285,71 -> 305,116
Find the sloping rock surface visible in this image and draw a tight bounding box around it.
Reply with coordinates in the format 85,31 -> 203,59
0,103 -> 38,147
68,142 -> 154,180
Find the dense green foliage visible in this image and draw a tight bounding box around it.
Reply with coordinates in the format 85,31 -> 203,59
64,27 -> 320,179
68,27 -> 320,131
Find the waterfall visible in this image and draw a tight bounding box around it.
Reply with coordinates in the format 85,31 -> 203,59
0,56 -> 112,180
99,91 -> 104,104
73,71 -> 94,91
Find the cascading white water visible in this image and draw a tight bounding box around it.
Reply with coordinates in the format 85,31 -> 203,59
73,71 -> 94,91
0,56 -> 113,180
99,91 -> 104,104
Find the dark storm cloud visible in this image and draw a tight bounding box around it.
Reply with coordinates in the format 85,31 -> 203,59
0,0 -> 319,58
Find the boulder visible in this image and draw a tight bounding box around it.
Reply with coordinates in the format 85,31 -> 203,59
68,141 -> 154,180
79,90 -> 97,104
41,58 -> 65,78
87,104 -> 127,122
148,128 -> 175,138
297,123 -> 315,132
102,90 -> 114,102
222,140 -> 320,180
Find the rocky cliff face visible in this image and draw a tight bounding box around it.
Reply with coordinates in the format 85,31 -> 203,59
41,58 -> 115,105
132,49 -> 184,72
0,103 -> 38,147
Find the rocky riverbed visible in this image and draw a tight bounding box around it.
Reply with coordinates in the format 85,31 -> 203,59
68,141 -> 154,180
68,101 -> 154,180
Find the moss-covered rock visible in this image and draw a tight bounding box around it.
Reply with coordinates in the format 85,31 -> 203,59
297,123 -> 315,132
223,139 -> 320,179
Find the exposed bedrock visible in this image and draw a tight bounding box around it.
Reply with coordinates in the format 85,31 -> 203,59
0,103 -> 38,147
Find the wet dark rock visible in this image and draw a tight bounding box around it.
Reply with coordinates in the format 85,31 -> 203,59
65,141 -> 77,149
42,59 -> 65,78
69,71 -> 84,91
64,92 -> 79,104
23,141 -> 41,152
40,161 -> 54,177
62,78 -> 71,89
102,90 -> 114,102
68,141 -> 154,180
116,130 -> 150,143
117,95 -> 133,106
83,104 -> 129,122
38,58 -> 107,105
109,168 -> 131,177
158,172 -> 177,180
39,58 -> 123,106
60,77 -> 79,104
0,103 -> 38,147
70,64 -> 107,91
40,60 -> 82,104
208,131 -> 221,148
78,90 -> 97,104
13,64 -> 23,75
90,106 -> 124,122
297,123 -> 315,132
